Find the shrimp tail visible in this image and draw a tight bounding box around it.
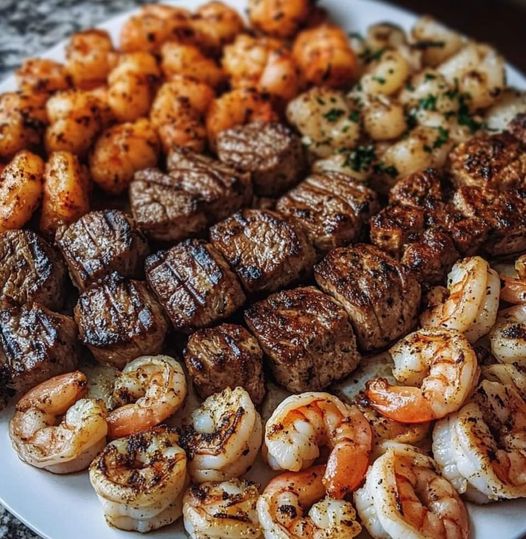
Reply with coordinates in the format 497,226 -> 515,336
366,378 -> 436,424
107,405 -> 157,439
500,276 -> 526,304
324,442 -> 370,499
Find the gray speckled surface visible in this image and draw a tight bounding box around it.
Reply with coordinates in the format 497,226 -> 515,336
0,3 -> 147,535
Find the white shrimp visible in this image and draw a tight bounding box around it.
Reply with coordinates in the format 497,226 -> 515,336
489,305 -> 526,366
497,254 -> 526,305
264,392 -> 372,499
183,479 -> 262,538
180,387 -> 263,483
107,355 -> 187,439
366,327 -> 479,423
420,256 -> 500,343
89,426 -> 188,532
257,465 -> 362,539
482,363 -> 526,399
433,379 -> 526,502
355,442 -> 469,539
9,371 -> 107,474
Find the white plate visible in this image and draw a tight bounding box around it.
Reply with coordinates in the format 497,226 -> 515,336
1,1 -> 526,538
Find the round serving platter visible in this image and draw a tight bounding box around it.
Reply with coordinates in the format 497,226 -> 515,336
0,1 -> 525,538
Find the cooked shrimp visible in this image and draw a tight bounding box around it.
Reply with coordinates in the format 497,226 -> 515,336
0,150 -> 45,233
258,465 -> 362,539
151,76 -> 215,152
498,255 -> 526,304
16,58 -> 70,94
264,392 -> 372,499
421,256 -> 500,343
107,355 -> 187,439
286,87 -> 360,157
40,150 -> 90,235
248,0 -> 311,38
223,35 -> 300,103
90,426 -> 188,532
292,24 -> 357,88
9,371 -> 108,474
0,91 -> 48,159
482,363 -> 526,399
206,88 -> 278,149
366,328 -> 479,423
89,118 -> 160,195
180,387 -> 263,483
183,480 -> 262,538
489,305 -> 526,366
161,42 -> 224,88
355,442 -> 469,539
433,379 -> 526,501
65,29 -> 114,89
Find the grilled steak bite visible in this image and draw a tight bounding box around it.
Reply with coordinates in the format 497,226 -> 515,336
244,286 -> 360,393
209,209 -> 316,295
449,132 -> 526,191
184,323 -> 265,404
56,209 -> 149,290
130,168 -> 207,243
314,244 -> 421,351
0,303 -> 80,400
74,273 -> 168,369
166,147 -> 252,222
146,240 -> 246,332
276,172 -> 379,255
0,229 -> 67,310
388,168 -> 444,209
216,121 -> 306,197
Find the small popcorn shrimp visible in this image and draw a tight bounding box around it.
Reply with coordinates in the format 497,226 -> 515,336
248,0 -> 313,38
16,58 -> 70,94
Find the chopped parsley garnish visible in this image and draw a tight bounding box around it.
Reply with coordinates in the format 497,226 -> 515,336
457,97 -> 482,133
424,73 -> 437,81
324,108 -> 345,122
433,126 -> 450,149
372,76 -> 386,84
349,110 -> 361,123
343,145 -> 377,172
359,47 -> 386,64
373,162 -> 399,178
418,94 -> 437,111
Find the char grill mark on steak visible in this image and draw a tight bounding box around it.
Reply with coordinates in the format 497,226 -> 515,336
0,229 -> 67,310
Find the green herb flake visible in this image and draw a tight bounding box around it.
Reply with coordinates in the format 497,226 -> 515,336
373,162 -> 399,178
323,108 -> 345,122
349,110 -> 361,123
424,73 -> 437,81
343,145 -> 377,172
433,126 -> 450,149
418,94 -> 437,111
372,76 -> 386,84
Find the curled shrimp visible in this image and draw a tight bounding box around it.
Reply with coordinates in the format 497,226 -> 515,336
183,479 -> 262,538
16,58 -> 70,94
180,387 -> 263,483
366,328 -> 479,423
355,442 -> 469,539
420,256 -> 501,343
248,0 -> 312,38
489,305 -> 526,366
264,392 -> 372,499
433,378 -> 526,502
9,371 -> 108,474
498,255 -> 526,304
257,465 -> 362,539
89,426 -> 188,532
482,363 -> 526,399
107,355 -> 187,439
206,88 -> 278,149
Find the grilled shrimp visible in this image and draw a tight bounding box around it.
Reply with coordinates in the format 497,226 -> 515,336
421,256 -> 500,343
482,363 -> 526,399
183,480 -> 262,538
433,378 -> 526,502
0,150 -> 45,233
292,24 -> 357,88
223,34 -> 300,103
16,58 -> 70,94
248,0 -> 312,38
90,426 -> 188,532
366,328 -> 479,423
264,392 -> 372,499
257,465 -> 362,539
89,118 -> 160,195
489,305 -> 526,366
9,371 -> 108,474
180,387 -> 263,483
355,443 -> 469,539
498,255 -> 526,304
206,88 -> 278,149
107,355 -> 187,439
40,150 -> 90,235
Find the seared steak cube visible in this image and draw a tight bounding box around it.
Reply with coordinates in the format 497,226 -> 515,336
276,172 -> 379,254
209,209 -> 316,295
146,240 -> 246,332
388,168 -> 444,209
166,147 -> 252,222
74,273 -> 168,368
216,121 -> 306,196
314,244 -> 421,351
0,303 -> 80,400
130,168 -> 207,243
0,229 -> 67,310
244,286 -> 360,393
56,209 -> 149,290
184,323 -> 265,404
